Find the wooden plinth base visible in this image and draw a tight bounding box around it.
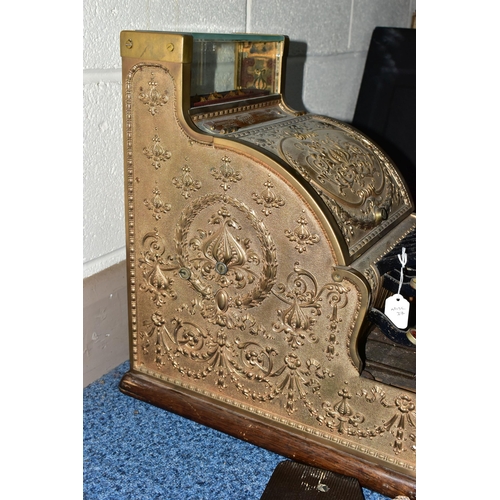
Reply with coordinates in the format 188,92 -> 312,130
119,370 -> 416,499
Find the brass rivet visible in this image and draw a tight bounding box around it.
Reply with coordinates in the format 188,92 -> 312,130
374,207 -> 388,224
166,43 -> 174,52
333,273 -> 342,282
125,39 -> 133,49
179,267 -> 191,280
215,262 -> 228,275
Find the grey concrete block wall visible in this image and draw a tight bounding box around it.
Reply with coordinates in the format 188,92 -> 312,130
84,0 -> 248,70
83,78 -> 125,273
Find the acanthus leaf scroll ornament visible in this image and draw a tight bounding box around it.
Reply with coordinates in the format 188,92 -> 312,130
151,314 -> 276,387
143,133 -> 172,170
148,314 -> 323,412
139,229 -> 179,306
272,264 -> 317,348
143,182 -> 172,220
272,264 -> 350,357
233,338 -> 277,380
168,323 -> 242,390
138,72 -> 169,116
137,261 -> 359,421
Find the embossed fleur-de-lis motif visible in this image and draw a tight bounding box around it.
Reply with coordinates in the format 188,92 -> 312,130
201,206 -> 258,288
252,176 -> 285,216
143,134 -> 172,169
172,164 -> 201,199
138,72 -> 169,115
210,156 -> 242,191
144,184 -> 171,220
285,211 -> 320,253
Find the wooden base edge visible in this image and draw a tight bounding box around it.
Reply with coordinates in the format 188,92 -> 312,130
119,370 -> 416,499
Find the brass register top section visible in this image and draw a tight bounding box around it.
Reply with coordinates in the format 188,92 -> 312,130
119,30 -> 416,499
225,113 -> 413,261
120,31 -> 193,63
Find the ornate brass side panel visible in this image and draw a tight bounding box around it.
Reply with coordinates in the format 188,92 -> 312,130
121,49 -> 416,498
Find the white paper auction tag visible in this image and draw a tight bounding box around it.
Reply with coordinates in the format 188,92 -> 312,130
384,293 -> 410,329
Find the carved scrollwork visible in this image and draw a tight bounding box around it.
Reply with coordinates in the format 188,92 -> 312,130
155,321 -> 275,391
175,327 -> 235,388
138,229 -> 179,306
272,263 -> 349,354
228,115 -> 410,255
303,384 -> 416,455
282,130 -> 395,230
234,339 -> 277,380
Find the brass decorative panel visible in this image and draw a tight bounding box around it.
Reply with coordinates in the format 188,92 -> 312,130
120,31 -> 416,499
226,115 -> 412,260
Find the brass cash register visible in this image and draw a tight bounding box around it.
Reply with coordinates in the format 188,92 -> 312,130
118,30 -> 416,499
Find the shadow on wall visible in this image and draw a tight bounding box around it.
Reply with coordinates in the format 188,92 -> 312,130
282,40 -> 307,112
352,28 -> 416,208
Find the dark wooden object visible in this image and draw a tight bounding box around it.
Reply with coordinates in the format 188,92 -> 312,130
120,371 -> 416,499
260,460 -> 365,500
361,327 -> 416,392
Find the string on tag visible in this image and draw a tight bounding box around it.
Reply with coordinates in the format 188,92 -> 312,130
397,247 -> 407,295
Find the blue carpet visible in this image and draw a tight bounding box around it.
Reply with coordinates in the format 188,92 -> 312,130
83,361 -> 392,500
